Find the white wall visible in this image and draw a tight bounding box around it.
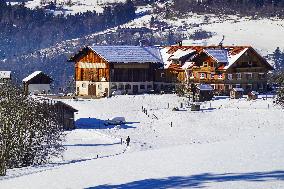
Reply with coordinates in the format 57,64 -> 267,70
76,81 -> 110,97
28,84 -> 51,94
76,81 -> 155,97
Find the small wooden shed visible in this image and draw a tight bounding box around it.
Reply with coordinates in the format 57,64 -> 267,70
196,84 -> 214,102
23,71 -> 53,95
54,101 -> 78,130
230,88 -> 244,99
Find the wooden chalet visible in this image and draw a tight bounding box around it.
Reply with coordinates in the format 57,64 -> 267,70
23,71 -> 53,95
68,45 -> 163,97
160,45 -> 274,95
0,71 -> 11,83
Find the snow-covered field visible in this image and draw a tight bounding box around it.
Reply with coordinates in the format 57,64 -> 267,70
0,94 -> 283,188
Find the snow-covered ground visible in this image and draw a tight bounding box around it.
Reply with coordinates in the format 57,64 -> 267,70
0,94 -> 283,188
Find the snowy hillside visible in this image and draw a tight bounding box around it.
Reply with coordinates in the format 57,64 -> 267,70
0,94 -> 283,188
23,10 -> 284,61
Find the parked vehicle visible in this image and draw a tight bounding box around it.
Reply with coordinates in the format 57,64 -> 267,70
104,117 -> 126,126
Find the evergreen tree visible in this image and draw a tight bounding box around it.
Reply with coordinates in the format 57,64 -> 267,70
273,47 -> 283,71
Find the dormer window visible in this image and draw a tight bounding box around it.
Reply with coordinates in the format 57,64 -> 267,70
200,73 -> 206,79
227,74 -> 233,80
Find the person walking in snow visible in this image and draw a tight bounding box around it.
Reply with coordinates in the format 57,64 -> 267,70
126,136 -> 130,146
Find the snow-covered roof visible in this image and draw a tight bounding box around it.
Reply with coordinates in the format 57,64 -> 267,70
225,48 -> 248,69
159,47 -> 172,69
89,45 -> 162,63
181,62 -> 194,70
197,84 -> 213,91
0,71 -> 11,79
170,49 -> 195,60
204,49 -> 229,63
23,71 -> 43,82
232,88 -> 244,92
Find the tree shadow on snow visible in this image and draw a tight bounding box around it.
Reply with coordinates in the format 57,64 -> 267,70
87,170 -> 284,189
213,96 -> 230,100
75,118 -> 137,129
64,142 -> 120,147
201,107 -> 216,111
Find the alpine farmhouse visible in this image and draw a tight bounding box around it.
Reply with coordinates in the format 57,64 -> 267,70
159,45 -> 274,94
68,45 -> 162,97
69,45 -> 273,97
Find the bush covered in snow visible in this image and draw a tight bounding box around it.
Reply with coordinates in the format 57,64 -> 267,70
0,82 -> 65,176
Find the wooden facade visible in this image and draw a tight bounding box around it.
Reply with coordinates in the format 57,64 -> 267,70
54,101 -> 78,130
69,46 -> 162,97
75,50 -> 110,82
160,46 -> 273,95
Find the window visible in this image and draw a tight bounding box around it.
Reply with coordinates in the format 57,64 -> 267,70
259,83 -> 263,90
190,72 -> 194,79
125,84 -> 131,90
248,61 -> 252,66
140,85 -> 145,89
147,85 -> 152,89
161,73 -> 165,78
118,84 -> 124,90
259,73 -> 265,79
237,73 -> 242,80
98,84 -> 102,90
111,84 -> 117,90
211,73 -> 215,79
82,83 -> 87,88
218,74 -> 223,79
227,74 -> 233,80
200,73 -> 206,79
203,62 -> 208,67
246,73 -> 252,79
